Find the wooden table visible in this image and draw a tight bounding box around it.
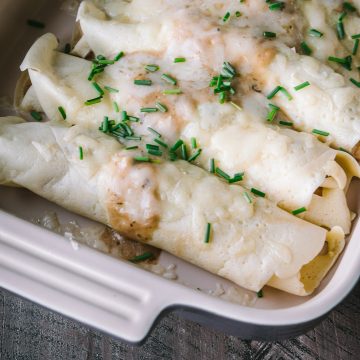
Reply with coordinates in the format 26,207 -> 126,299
1,282 -> 359,359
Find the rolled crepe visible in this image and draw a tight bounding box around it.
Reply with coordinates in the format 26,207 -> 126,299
17,33 -> 360,233
74,0 -> 360,155
0,116 -> 345,295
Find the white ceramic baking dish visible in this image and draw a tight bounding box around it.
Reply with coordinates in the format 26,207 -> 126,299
0,0 -> 360,343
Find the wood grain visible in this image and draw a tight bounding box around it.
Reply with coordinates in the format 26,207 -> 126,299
1,282 -> 359,360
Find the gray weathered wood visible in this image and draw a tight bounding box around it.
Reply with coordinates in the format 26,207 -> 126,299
1,282 -> 359,360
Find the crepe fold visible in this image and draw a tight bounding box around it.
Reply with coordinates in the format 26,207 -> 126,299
17,33 -> 360,233
73,0 -> 360,156
0,116 -> 345,295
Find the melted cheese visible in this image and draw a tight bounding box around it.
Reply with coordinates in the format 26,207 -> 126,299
18,33 -> 358,233
74,0 -> 360,153
0,116 -> 332,293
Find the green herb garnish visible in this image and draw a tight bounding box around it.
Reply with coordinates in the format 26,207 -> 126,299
174,57 -> 186,63
145,64 -> 159,72
312,129 -> 329,137
58,106 -> 66,120
204,223 -> 212,244
251,188 -> 266,197
129,252 -> 154,263
309,29 -> 323,37
292,207 -> 307,215
134,79 -> 152,86
30,110 -> 42,121
294,81 -> 310,91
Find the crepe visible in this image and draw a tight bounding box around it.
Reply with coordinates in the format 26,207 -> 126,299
17,33 -> 360,233
73,0 -> 360,155
0,116 -> 345,295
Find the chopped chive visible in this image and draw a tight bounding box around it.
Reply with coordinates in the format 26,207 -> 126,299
84,96 -> 103,106
312,129 -> 329,137
96,55 -> 106,60
280,87 -> 293,100
125,136 -> 142,141
163,89 -> 182,95
229,174 -> 244,183
97,59 -> 115,65
235,11 -> 241,17
263,31 -> 277,38
30,110 -> 42,121
339,11 -> 347,22
161,74 -> 177,85
266,107 -> 279,122
27,19 -> 45,28
353,39 -> 359,55
243,192 -> 252,204
134,79 -> 152,86
279,120 -> 293,126
174,57 -> 186,63
145,64 -> 159,72
122,123 -> 134,136
129,252 -> 154,263
269,2 -> 284,11
328,55 -> 351,70
230,101 -> 242,111
181,143 -> 188,160
121,110 -> 128,121
58,106 -> 66,120
170,139 -> 184,152
350,78 -> 360,88
104,85 -> 119,93
102,116 -> 109,132
169,152 -> 177,161
188,149 -> 202,162
337,21 -> 345,40
79,146 -> 84,160
156,102 -> 168,113
148,149 -> 163,157
223,62 -> 236,77
223,12 -> 231,22
64,43 -> 71,54
147,127 -> 162,137
351,33 -> 360,39
204,223 -> 212,244
113,102 -> 120,113
92,82 -> 104,96
154,138 -> 168,148
128,116 -> 140,122
141,107 -> 158,113
114,51 -> 124,61
134,156 -> 151,162
256,289 -> 263,298
267,86 -> 281,99
191,137 -> 197,149
210,158 -> 215,174
344,2 -> 356,12
251,188 -> 266,197
146,144 -> 160,151
215,167 -> 231,180
292,207 -> 307,215
300,41 -> 312,55
218,91 -> 226,104
294,81 -> 310,91
126,146 -> 138,150
309,29 -> 323,37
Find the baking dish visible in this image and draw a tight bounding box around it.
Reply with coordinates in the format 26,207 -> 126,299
0,0 -> 360,342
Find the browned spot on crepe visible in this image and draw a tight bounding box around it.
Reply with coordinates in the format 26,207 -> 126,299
105,154 -> 160,243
